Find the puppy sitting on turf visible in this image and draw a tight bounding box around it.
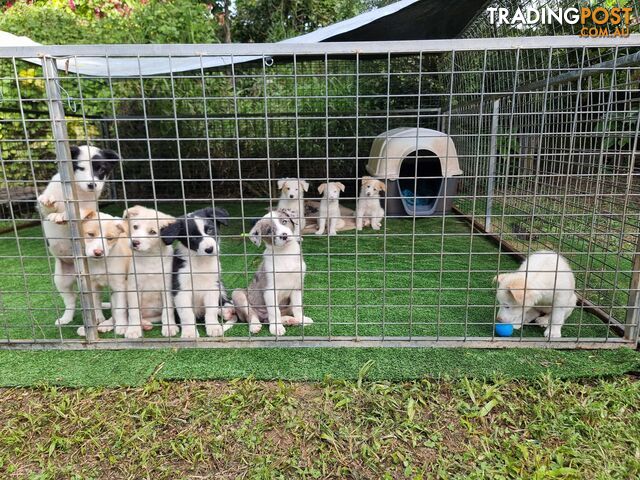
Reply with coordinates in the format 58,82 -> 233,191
495,250 -> 577,338
160,207 -> 235,339
277,178 -> 309,235
356,176 -> 386,231
316,182 -> 345,236
232,209 -> 313,336
123,205 -> 178,339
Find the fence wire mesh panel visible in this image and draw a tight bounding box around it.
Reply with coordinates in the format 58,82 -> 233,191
0,37 -> 639,349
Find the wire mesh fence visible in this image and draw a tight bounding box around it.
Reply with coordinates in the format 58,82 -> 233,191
0,36 -> 638,349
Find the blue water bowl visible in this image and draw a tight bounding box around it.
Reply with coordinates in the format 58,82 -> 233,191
495,323 -> 514,337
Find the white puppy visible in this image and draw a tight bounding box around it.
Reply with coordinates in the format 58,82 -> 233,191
232,209 -> 313,336
316,182 -> 345,236
123,205 -> 178,339
356,176 -> 386,230
160,207 -> 235,339
75,211 -> 130,337
277,178 -> 309,234
495,250 -> 577,338
38,145 -> 119,326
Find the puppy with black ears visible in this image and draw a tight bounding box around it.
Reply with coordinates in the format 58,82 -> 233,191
232,208 -> 313,336
38,145 -> 119,326
160,207 -> 235,339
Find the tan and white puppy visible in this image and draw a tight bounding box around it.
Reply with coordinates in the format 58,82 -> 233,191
356,176 -> 386,230
316,182 -> 345,236
495,250 -> 577,338
75,211 -> 131,337
123,205 -> 178,339
232,209 -> 313,336
38,145 -> 119,326
277,178 -> 309,235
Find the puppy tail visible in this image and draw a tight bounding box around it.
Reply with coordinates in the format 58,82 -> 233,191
221,301 -> 237,332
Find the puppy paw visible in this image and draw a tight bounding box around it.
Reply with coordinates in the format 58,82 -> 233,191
206,324 -> 224,337
544,326 -> 562,339
281,315 -> 300,326
38,194 -> 57,208
181,327 -> 199,339
269,323 -> 286,336
162,324 -> 180,337
328,231 -> 337,236
221,304 -> 236,322
47,212 -> 68,224
315,230 -> 324,235
302,316 -> 314,326
249,323 -> 262,334
124,326 -> 143,339
55,316 -> 73,326
97,318 -> 115,333
535,315 -> 551,328
76,326 -> 86,337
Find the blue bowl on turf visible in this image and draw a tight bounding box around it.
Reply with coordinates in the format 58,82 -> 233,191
495,323 -> 514,337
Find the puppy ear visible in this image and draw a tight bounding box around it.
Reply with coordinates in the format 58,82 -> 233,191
123,205 -> 142,219
361,176 -> 372,183
157,212 -> 176,230
248,220 -> 265,247
160,220 -> 183,246
318,183 -> 327,195
116,221 -> 127,235
301,180 -> 309,192
70,145 -> 81,159
203,207 -> 229,226
337,182 -> 346,192
507,277 -> 534,306
277,179 -> 287,190
377,180 -> 386,192
82,209 -> 97,220
100,149 -> 120,160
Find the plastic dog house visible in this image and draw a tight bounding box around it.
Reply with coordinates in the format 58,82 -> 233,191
366,127 -> 463,216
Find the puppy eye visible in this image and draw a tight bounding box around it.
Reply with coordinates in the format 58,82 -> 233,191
77,166 -> 86,172
87,232 -> 95,238
281,219 -> 288,224
149,229 -> 157,235
133,225 -> 139,230
106,237 -> 114,242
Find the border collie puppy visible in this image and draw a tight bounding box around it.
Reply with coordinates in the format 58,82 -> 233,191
123,205 -> 177,339
316,182 -> 345,236
160,207 -> 235,339
356,176 -> 386,231
277,178 -> 309,235
232,209 -> 313,336
495,250 -> 577,338
38,145 -> 119,326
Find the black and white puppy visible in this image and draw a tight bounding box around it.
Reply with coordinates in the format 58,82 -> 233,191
160,207 -> 235,339
38,145 -> 119,326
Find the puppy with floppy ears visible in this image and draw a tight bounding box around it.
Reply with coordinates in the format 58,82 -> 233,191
160,207 -> 235,339
494,250 -> 577,338
232,209 -> 313,336
277,178 -> 309,234
38,145 -> 119,326
75,211 -> 131,337
356,176 -> 386,231
123,205 -> 178,339
316,182 -> 345,236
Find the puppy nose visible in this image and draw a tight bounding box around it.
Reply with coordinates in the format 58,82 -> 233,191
289,194 -> 294,198
93,248 -> 104,257
87,183 -> 96,190
205,246 -> 214,254
132,240 -> 140,248
281,233 -> 288,240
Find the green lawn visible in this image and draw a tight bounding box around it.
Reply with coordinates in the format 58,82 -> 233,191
0,201 -> 615,342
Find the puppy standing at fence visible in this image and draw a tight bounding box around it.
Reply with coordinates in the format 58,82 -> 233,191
356,176 -> 386,231
277,178 -> 309,234
316,182 -> 345,236
123,205 -> 178,339
74,211 -> 131,337
160,207 -> 235,339
38,145 -> 119,326
232,209 -> 313,336
494,250 -> 577,338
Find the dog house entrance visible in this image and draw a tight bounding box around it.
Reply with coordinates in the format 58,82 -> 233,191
398,149 -> 442,214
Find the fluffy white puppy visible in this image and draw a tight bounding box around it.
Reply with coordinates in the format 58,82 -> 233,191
123,205 -> 178,339
356,176 -> 386,230
316,182 -> 345,236
495,250 -> 577,338
277,178 -> 309,234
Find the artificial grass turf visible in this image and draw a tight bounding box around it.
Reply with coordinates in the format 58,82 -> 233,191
0,348 -> 638,387
0,201 -> 613,342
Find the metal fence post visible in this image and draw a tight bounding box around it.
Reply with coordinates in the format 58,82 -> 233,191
625,235 -> 640,345
42,56 -> 99,342
485,99 -> 500,232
